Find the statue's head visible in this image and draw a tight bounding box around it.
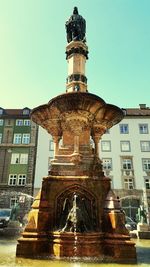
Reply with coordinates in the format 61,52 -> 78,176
73,7 -> 78,15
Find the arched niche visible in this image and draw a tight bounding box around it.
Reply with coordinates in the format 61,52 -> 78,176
55,184 -> 98,232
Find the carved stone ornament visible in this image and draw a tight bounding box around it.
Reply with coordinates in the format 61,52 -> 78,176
46,120 -> 62,137
91,125 -> 107,138
66,47 -> 88,59
66,74 -> 87,84
60,110 -> 94,133
70,152 -> 83,164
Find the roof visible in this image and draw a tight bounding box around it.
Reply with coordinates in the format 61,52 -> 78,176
0,108 -> 31,118
125,108 -> 150,116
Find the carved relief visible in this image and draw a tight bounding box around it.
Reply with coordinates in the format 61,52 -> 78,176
46,120 -> 62,137
66,74 -> 87,84
66,47 -> 88,59
60,110 -> 94,134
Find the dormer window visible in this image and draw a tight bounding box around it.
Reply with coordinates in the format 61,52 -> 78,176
0,108 -> 3,115
22,108 -> 30,115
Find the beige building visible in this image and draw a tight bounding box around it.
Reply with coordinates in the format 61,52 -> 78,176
101,104 -> 150,222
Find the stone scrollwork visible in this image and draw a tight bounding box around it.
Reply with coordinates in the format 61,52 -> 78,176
71,152 -> 82,164
60,110 -> 94,133
66,47 -> 88,60
91,124 -> 108,137
46,120 -> 62,137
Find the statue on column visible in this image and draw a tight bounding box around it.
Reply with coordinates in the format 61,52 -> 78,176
65,7 -> 86,43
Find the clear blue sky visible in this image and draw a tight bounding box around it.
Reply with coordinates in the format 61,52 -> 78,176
0,0 -> 150,109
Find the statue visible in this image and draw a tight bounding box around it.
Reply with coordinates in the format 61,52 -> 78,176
65,7 -> 86,43
59,193 -> 93,232
137,205 -> 147,224
10,203 -> 20,221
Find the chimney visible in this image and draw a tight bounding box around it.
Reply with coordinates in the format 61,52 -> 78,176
139,104 -> 146,109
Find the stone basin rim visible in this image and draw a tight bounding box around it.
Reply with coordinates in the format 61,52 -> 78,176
31,92 -> 124,119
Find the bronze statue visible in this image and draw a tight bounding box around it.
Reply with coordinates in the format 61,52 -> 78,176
65,7 -> 86,43
59,193 -> 93,232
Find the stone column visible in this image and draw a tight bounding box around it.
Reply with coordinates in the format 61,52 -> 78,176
74,135 -> 80,154
66,41 -> 88,93
93,135 -> 101,157
92,127 -> 106,158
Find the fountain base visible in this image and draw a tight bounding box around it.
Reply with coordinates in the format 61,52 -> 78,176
50,232 -> 103,258
16,231 -> 136,262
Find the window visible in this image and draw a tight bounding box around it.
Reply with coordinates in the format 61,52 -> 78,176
16,120 -> 23,126
145,178 -> 150,189
11,153 -> 28,164
120,141 -> 130,152
120,124 -> 129,134
22,108 -> 30,115
49,140 -> 54,151
0,119 -> 3,126
102,158 -> 112,170
10,197 -> 18,208
121,198 -> 139,219
141,141 -> 150,152
0,133 -> 2,144
122,159 -> 132,170
20,154 -> 28,164
0,109 -> 3,115
8,174 -> 26,186
24,120 -> 30,126
8,174 -> 17,186
101,141 -> 111,151
18,174 -> 26,186
139,124 -> 148,134
124,178 -> 134,189
105,129 -> 110,134
11,153 -> 20,164
109,176 -> 114,188
4,119 -> 11,126
13,133 -> 30,144
142,159 -> 150,171
13,134 -> 22,144
22,134 -> 30,144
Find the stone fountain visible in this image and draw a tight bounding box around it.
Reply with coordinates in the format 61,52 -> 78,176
16,7 -> 136,262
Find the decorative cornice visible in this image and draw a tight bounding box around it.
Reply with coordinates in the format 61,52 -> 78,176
66,74 -> 87,84
66,46 -> 88,59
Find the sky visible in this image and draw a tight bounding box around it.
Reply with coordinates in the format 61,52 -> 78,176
0,0 -> 150,109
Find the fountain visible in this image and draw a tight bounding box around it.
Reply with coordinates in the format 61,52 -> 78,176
16,7 -> 137,262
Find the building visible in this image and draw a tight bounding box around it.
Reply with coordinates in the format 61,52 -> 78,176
34,126 -> 51,196
0,107 -> 38,219
101,104 -> 150,223
34,104 -> 150,223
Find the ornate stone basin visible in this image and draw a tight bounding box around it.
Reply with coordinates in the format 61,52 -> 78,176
31,92 -> 124,136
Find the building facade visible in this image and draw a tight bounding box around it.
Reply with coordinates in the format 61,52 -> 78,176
0,107 -> 38,219
100,104 -> 150,222
34,104 -> 150,223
